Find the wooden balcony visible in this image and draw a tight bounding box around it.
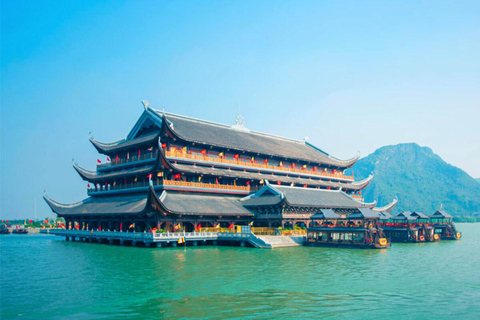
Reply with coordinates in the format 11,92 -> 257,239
165,150 -> 354,181
96,152 -> 156,169
163,179 -> 251,192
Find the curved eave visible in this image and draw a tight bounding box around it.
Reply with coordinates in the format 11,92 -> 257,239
373,198 -> 399,213
350,175 -> 374,190
162,114 -> 359,169
361,200 -> 377,209
89,137 -> 126,155
43,195 -> 84,215
73,151 -> 160,183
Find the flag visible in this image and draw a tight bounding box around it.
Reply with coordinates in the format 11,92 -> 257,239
201,149 -> 206,154
148,146 -> 154,151
138,150 -> 141,156
29,219 -> 33,223
183,147 -> 187,152
215,178 -> 219,184
134,178 -> 138,182
234,154 -> 239,159
328,186 -> 331,190
292,163 -> 296,167
264,158 -> 268,163
314,166 -> 318,171
277,181 -> 281,185
98,226 -> 101,231
120,223 -> 123,230
161,143 -> 166,148
97,159 -> 101,164
151,227 -> 157,233
127,152 -> 130,159
280,161 -> 283,167
245,180 -> 250,186
178,237 -> 185,244
129,223 -> 135,229
196,223 -> 201,230
215,223 -> 220,229
174,174 -> 181,179
303,164 -> 307,169
158,172 -> 163,177
88,183 -> 90,188
107,157 -> 110,161
260,179 -> 264,184
219,152 -> 224,157
251,157 -> 254,162
198,176 -> 202,182
303,184 -> 307,188
249,221 -> 253,226
44,220 -> 48,224
116,155 -> 119,161
228,223 -> 234,229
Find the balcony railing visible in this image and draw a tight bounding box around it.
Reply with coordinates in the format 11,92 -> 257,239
163,179 -> 251,192
165,150 -> 354,180
87,178 -> 253,194
96,152 -> 156,169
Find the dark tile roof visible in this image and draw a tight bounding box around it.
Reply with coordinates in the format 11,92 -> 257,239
378,211 -> 393,220
348,208 -> 379,219
310,209 -> 341,219
430,210 -> 452,219
393,211 -> 416,220
411,211 -> 429,219
242,184 -> 367,209
161,112 -> 358,168
73,162 -> 156,182
44,193 -> 149,216
90,131 -> 160,154
274,185 -> 365,208
160,191 -> 254,216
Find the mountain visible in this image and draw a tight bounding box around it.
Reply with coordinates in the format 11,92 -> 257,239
349,143 -> 480,215
476,178 -> 480,183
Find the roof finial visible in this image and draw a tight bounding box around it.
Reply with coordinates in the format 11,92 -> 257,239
142,100 -> 150,110
235,115 -> 244,126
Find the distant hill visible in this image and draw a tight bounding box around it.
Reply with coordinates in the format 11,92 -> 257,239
349,143 -> 480,215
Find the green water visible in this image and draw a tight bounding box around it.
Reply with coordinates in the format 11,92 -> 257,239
1,224 -> 479,319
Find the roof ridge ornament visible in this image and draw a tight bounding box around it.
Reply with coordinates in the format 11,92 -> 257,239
231,114 -> 250,132
142,100 -> 150,110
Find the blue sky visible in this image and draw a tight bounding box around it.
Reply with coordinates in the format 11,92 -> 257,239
1,0 -> 479,220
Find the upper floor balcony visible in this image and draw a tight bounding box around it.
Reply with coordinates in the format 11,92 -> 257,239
96,151 -> 157,171
87,178 -> 254,196
165,149 -> 354,181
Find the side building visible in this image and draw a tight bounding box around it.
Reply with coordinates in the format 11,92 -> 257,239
44,102 -> 397,232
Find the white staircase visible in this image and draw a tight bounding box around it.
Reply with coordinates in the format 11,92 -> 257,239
256,235 -> 302,248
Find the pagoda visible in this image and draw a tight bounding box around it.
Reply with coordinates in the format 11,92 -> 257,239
44,102 -> 397,232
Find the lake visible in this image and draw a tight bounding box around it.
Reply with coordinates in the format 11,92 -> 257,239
1,223 -> 479,319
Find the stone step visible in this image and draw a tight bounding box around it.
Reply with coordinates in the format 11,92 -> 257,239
256,235 -> 301,248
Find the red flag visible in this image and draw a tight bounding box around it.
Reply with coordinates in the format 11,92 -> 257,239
277,181 -> 281,185
88,183 -> 90,188
215,178 -> 219,184
174,174 -> 181,179
97,159 -> 101,164
44,220 -> 48,224
196,223 -> 201,230
116,155 -> 119,161
303,184 -> 307,188
328,186 -> 331,190
245,180 -> 250,186
6,220 -> 9,223
99,226 -> 101,231
264,158 -> 268,163
314,166 -> 318,171
201,149 -> 207,154
120,223 -> 123,230
234,154 -> 239,159
29,220 -> 33,223
161,143 -> 167,148
107,157 -> 110,161
228,223 -> 234,229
